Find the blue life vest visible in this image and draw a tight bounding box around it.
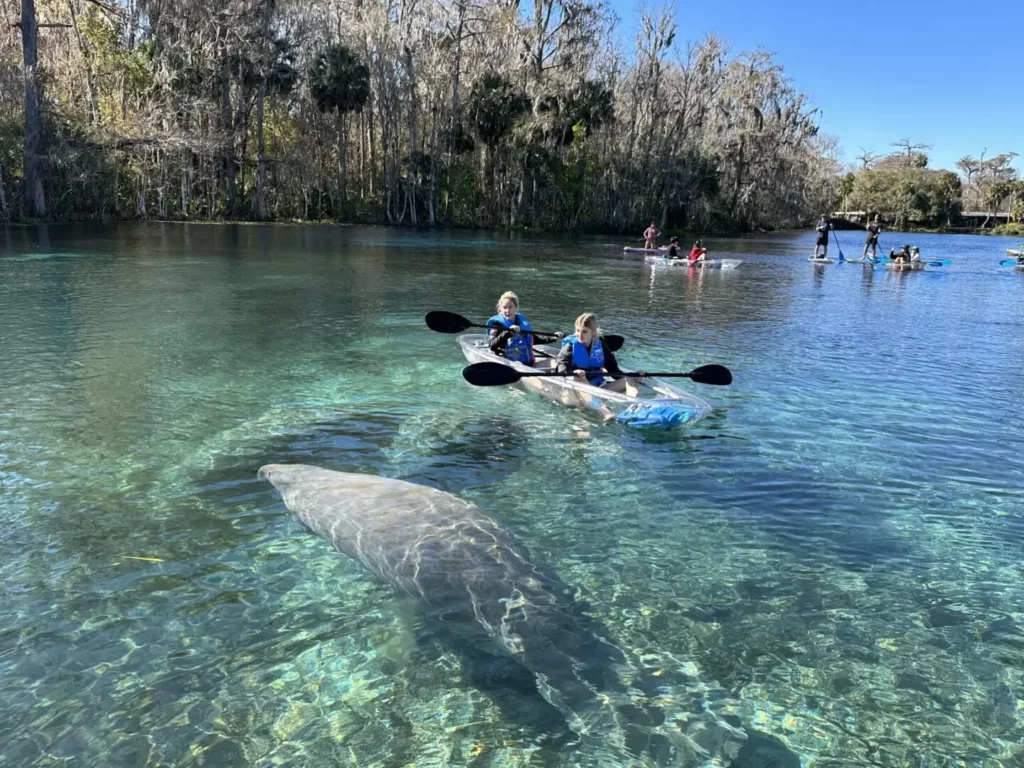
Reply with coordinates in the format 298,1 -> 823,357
488,313 -> 534,364
564,335 -> 605,386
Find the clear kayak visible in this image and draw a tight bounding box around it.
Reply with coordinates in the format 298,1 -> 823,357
457,334 -> 712,429
886,260 -> 925,271
644,255 -> 742,269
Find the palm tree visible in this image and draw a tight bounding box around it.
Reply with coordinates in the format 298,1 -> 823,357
255,33 -> 299,221
309,45 -> 370,215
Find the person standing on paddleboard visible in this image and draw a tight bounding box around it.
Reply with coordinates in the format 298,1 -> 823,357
643,221 -> 661,249
863,215 -> 882,259
813,215 -> 830,259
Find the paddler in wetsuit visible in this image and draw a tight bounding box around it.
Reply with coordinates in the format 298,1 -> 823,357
863,215 -> 881,259
487,291 -> 561,366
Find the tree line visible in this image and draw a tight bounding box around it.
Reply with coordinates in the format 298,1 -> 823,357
837,142 -> 1021,230
0,0 -> 840,232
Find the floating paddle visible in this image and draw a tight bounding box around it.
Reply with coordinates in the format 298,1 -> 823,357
426,311 -> 625,351
462,361 -> 732,387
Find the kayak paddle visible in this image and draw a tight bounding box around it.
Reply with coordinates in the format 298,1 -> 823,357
462,361 -> 732,387
831,229 -> 845,263
999,258 -> 1019,266
426,311 -> 625,351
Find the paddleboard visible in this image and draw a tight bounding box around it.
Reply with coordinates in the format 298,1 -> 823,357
625,247 -> 670,255
844,257 -> 880,264
808,257 -> 835,264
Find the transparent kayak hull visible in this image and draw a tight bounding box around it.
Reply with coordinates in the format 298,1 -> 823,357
644,255 -> 742,269
457,335 -> 713,429
886,260 -> 926,271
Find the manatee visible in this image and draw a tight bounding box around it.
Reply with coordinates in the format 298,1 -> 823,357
259,464 -> 751,765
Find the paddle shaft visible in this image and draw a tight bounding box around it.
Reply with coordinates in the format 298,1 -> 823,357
831,227 -> 845,261
511,367 -> 725,382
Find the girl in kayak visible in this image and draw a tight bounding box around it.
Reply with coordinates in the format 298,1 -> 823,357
688,239 -> 707,263
487,291 -> 561,365
667,236 -> 682,258
556,313 -> 642,394
889,245 -> 911,263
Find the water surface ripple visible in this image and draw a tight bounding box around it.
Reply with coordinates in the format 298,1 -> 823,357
2,224 -> 1024,766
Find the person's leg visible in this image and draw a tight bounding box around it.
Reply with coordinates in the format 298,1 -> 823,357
602,377 -> 628,393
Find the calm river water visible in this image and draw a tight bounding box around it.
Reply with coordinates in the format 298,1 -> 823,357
2,223 -> 1023,767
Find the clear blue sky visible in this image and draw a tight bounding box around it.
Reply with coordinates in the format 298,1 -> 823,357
608,0 -> 1023,174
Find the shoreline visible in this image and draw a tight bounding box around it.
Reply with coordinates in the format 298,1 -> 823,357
1,216 -> 1020,239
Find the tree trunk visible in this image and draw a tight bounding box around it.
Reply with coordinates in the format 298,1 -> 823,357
180,151 -> 189,218
218,27 -> 237,217
21,0 -> 47,217
428,105 -> 438,225
358,111 -> 364,200
337,110 -> 347,216
255,75 -> 269,221
0,165 -> 8,219
66,0 -> 100,126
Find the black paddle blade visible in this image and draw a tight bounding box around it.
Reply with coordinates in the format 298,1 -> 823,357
601,334 -> 625,352
425,310 -> 473,334
688,364 -> 732,386
462,362 -> 524,387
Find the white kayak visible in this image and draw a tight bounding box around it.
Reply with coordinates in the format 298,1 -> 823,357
457,334 -> 712,429
644,255 -> 742,269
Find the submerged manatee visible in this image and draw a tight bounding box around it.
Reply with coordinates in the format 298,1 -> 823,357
259,464 -> 749,764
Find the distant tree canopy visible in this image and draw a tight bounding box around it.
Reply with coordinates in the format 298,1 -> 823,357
0,0 -> 839,231
842,144 -> 1020,228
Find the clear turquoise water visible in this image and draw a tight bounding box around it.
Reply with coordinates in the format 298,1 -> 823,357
2,223 -> 1024,766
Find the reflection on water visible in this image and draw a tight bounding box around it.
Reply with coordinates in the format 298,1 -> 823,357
1,223 -> 1024,766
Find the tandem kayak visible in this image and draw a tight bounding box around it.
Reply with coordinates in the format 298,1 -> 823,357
886,260 -> 925,272
644,255 -> 742,269
457,334 -> 712,429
